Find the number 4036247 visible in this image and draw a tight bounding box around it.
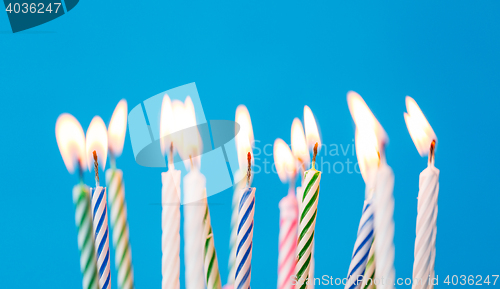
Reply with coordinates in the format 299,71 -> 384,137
5,3 -> 62,14
444,275 -> 499,286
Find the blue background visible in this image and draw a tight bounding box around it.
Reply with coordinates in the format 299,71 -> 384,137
1,1 -> 499,288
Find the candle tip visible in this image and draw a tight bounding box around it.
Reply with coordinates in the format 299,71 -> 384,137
93,150 -> 100,186
312,142 -> 318,165
429,140 -> 436,164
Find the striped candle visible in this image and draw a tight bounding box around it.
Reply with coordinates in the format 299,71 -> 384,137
73,184 -> 100,289
90,185 -> 111,289
345,200 -> 374,289
294,165 -> 321,289
228,172 -> 246,286
372,163 -> 395,289
235,186 -> 256,289
203,190 -> 223,289
412,163 -> 439,289
106,169 -> 134,289
161,167 -> 181,289
278,191 -> 298,289
362,242 -> 376,289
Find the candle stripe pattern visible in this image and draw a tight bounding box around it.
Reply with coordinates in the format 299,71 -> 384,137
91,186 -> 111,289
345,201 -> 374,289
295,170 -> 321,289
228,182 -> 245,285
372,165 -> 395,289
73,185 -> 100,289
362,242 -> 376,289
204,197 -> 223,289
160,171 -> 181,289
235,187 -> 256,289
278,193 -> 298,289
106,169 -> 134,289
412,166 -> 439,289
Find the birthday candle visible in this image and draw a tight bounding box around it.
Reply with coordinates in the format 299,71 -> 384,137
228,105 -> 255,287
56,113 -> 99,289
344,132 -> 379,289
347,92 -> 392,289
404,97 -> 439,289
235,153 -> 256,289
274,138 -> 298,289
295,143 -> 321,289
106,99 -> 135,289
160,94 -> 182,289
86,116 -> 111,289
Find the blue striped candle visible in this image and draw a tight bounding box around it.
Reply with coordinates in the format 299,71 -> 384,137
91,186 -> 111,289
235,186 -> 256,289
345,200 -> 374,289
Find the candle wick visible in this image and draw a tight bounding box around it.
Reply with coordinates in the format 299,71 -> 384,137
247,152 -> 252,185
78,159 -> 84,184
110,153 -> 116,170
428,140 -> 436,165
169,142 -> 174,166
189,155 -> 193,170
312,142 -> 318,168
93,150 -> 100,187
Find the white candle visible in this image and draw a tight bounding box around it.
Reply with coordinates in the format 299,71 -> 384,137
183,168 -> 206,289
372,160 -> 395,289
404,96 -> 439,289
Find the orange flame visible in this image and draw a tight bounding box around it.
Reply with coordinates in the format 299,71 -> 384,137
304,105 -> 321,152
160,94 -> 175,156
347,91 -> 388,147
235,105 -> 254,172
291,118 -> 310,167
55,113 -> 86,174
85,116 -> 108,171
108,99 -> 128,157
404,96 -> 437,156
273,138 -> 296,183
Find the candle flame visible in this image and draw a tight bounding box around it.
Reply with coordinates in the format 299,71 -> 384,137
170,97 -> 202,169
355,129 -> 379,184
404,96 -> 437,156
160,94 -> 175,156
235,105 -> 254,172
55,113 -> 86,174
347,91 -> 388,147
108,99 -> 128,157
304,105 -> 321,152
273,138 -> 296,183
291,118 -> 310,167
85,116 -> 108,172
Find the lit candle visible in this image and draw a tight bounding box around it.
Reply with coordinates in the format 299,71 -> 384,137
274,138 -> 298,289
234,152 -> 257,289
226,105 -> 255,288
105,99 -> 135,289
159,95 -> 182,289
404,96 -> 439,289
86,116 -> 111,289
56,113 -> 99,289
302,105 -> 322,289
344,129 -> 378,289
179,98 -> 222,289
347,92 -> 395,289
293,108 -> 322,289
294,142 -> 321,289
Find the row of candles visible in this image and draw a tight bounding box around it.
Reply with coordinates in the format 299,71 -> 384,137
56,90 -> 439,289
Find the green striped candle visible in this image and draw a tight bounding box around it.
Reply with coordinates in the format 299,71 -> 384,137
203,191 -> 222,289
106,168 -> 134,289
73,184 -> 100,289
294,144 -> 321,289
